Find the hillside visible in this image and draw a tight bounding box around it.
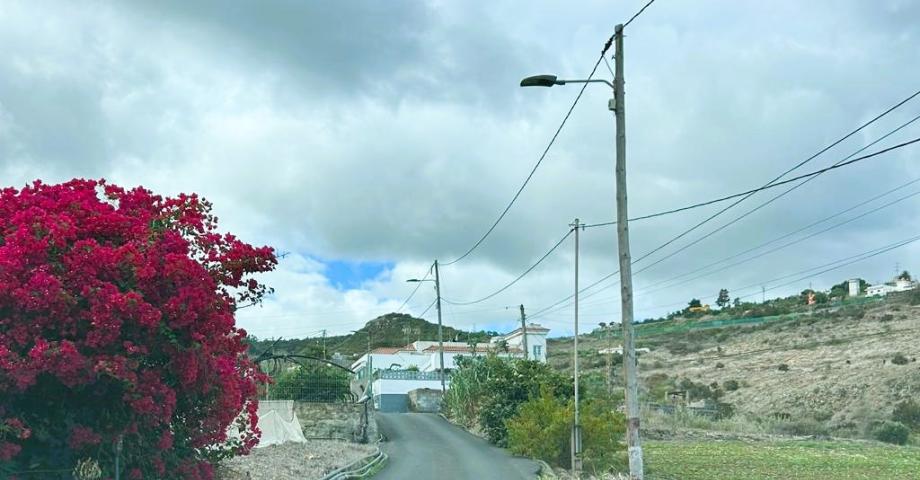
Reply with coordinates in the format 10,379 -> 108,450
249,312 -> 493,361
548,291 -> 920,440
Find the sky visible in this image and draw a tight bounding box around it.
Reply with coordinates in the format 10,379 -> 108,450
2,0 -> 920,340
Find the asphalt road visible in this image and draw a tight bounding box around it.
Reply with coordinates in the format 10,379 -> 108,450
374,413 -> 540,480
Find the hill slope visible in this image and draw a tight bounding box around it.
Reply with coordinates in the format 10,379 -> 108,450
249,312 -> 492,361
548,293 -> 920,439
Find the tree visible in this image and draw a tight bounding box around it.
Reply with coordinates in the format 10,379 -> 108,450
0,180 -> 276,479
898,270 -> 912,281
732,297 -> 741,308
716,289 -> 730,308
688,298 -> 702,309
830,278 -> 868,298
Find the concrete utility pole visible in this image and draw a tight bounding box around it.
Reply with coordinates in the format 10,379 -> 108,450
322,329 -> 327,360
570,218 -> 584,475
613,24 -> 644,479
434,260 -> 447,393
520,304 -> 529,360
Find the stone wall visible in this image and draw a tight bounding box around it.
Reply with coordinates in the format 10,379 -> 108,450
408,388 -> 442,413
293,401 -> 377,443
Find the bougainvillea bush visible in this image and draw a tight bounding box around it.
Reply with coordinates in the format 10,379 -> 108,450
0,179 -> 277,479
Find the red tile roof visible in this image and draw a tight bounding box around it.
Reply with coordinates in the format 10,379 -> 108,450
371,347 -> 402,354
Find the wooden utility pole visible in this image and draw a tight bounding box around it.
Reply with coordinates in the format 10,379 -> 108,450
434,260 -> 446,393
520,304 -> 529,360
322,329 -> 327,360
613,23 -> 644,479
570,218 -> 584,475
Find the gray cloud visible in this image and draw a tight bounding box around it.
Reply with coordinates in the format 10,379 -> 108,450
1,0 -> 919,337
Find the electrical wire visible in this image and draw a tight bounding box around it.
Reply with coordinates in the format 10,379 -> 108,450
528,94 -> 920,318
442,228 -> 574,305
561,232 -> 920,319
438,133 -> 919,311
533,182 -> 920,319
434,2 -> 655,273
637,182 -> 920,296
441,55 -> 605,266
418,297 -> 438,318
395,263 -> 433,313
582,133 -> 920,229
624,0 -> 658,28
626,89 -> 920,269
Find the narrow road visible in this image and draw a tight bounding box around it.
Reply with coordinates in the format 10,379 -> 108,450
374,413 -> 540,480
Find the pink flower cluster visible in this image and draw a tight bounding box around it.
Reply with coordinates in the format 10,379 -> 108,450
0,179 -> 276,479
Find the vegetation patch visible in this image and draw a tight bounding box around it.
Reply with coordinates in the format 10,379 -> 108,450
645,440 -> 920,480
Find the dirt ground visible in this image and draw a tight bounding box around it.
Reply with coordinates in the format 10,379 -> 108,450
216,440 -> 376,480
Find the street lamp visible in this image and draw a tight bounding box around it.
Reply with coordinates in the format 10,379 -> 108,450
520,26 -> 644,480
407,261 -> 447,394
520,74 -> 613,90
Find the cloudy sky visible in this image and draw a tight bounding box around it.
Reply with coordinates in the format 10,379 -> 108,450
3,1 -> 920,339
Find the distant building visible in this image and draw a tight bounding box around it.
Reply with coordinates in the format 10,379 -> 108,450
848,278 -> 860,297
598,346 -> 651,355
351,324 -> 550,412
490,323 -> 550,362
866,276 -> 917,297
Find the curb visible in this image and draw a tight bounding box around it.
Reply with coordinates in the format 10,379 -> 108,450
321,436 -> 387,480
535,459 -> 558,479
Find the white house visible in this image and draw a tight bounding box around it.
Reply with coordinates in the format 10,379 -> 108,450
489,323 -> 550,362
867,276 -> 917,297
598,346 -> 651,355
350,324 -> 550,411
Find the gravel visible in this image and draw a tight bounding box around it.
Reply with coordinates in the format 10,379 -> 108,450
217,440 -> 376,480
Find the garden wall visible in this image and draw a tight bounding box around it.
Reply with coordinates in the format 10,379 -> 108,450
293,401 -> 377,443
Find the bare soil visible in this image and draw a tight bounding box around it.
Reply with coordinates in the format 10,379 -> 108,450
216,440 -> 376,480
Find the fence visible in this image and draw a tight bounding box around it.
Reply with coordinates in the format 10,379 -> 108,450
262,362 -> 356,403
604,295 -> 886,340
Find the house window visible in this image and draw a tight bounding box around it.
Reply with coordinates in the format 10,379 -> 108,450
533,345 -> 542,358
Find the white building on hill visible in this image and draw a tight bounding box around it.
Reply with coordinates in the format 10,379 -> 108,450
350,323 -> 550,412
867,277 -> 916,297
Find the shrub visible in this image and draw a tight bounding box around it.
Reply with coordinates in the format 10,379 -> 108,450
873,421 -> 910,445
778,364 -> 790,372
0,180 -> 276,479
506,392 -> 625,473
774,418 -> 829,437
880,314 -> 894,322
892,353 -> 909,365
442,355 -> 571,446
715,362 -> 725,369
505,389 -> 571,467
723,380 -> 740,391
892,400 -> 920,431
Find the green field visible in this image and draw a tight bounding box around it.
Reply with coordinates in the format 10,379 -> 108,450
644,440 -> 920,480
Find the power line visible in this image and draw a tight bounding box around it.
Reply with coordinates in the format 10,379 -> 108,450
624,0 -> 658,28
441,56 -> 604,266
438,132 -> 920,311
440,11 -> 655,267
533,178 -> 920,319
637,178 -> 920,296
565,232 -> 920,319
626,89 -> 920,269
418,297 -> 438,318
395,263 -> 433,313
582,133 -> 920,229
443,228 -> 574,305
529,93 -> 920,318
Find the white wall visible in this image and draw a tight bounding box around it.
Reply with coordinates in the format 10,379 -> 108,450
352,351 -> 429,372
372,378 -> 447,395
505,332 -> 548,362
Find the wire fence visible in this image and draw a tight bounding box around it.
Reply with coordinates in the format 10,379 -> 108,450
595,295 -> 887,340
261,380 -> 355,403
